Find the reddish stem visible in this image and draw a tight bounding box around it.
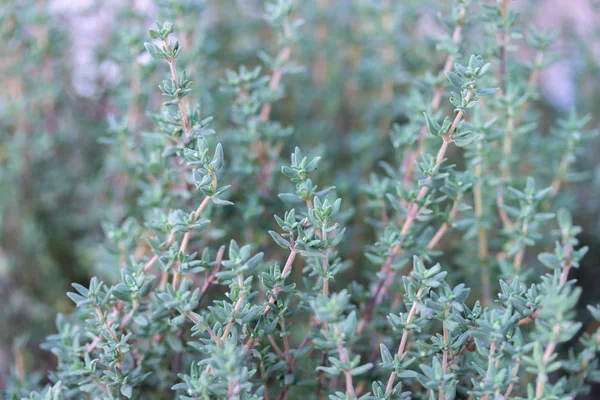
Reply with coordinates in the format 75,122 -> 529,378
359,89 -> 473,333
163,38 -> 191,133
264,246 -> 298,317
385,287 -> 424,394
403,5 -> 467,187
172,196 -> 212,289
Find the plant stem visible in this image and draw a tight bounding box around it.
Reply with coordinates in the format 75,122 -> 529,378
322,228 -> 329,296
95,305 -> 123,370
256,23 -> 292,195
163,38 -> 191,133
551,135 -> 575,196
427,194 -> 461,251
474,143 -> 492,305
385,287 -> 424,394
267,334 -> 286,360
560,237 -> 573,285
403,5 -> 467,187
333,325 -> 356,399
480,341 -> 497,400
497,111 -> 515,232
513,220 -> 529,269
440,307 -> 450,400
518,308 -> 541,326
533,243 -> 572,396
172,195 -> 212,289
259,45 -> 292,124
290,329 -> 315,370
264,245 -> 298,317
188,312 -> 223,347
497,0 -> 509,95
197,245 -> 225,305
119,299 -> 138,331
144,231 -> 175,273
359,89 -> 473,333
535,325 -> 560,398
221,273 -> 245,340
504,358 -> 520,398
280,318 -> 292,366
517,51 -> 544,122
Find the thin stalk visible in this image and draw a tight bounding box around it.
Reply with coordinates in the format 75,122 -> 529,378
535,325 -> 560,398
517,51 -> 544,122
513,220 -> 529,269
85,336 -> 103,355
497,0 -> 510,95
204,273 -> 245,373
403,5 -> 467,187
322,228 -> 329,296
221,273 -> 245,340
501,116 -> 514,180
144,231 -> 175,273
260,362 -> 271,400
227,381 -> 241,399
531,242 -> 571,396
188,312 -> 222,347
160,36 -> 214,290
119,299 -> 138,331
359,89 -> 473,333
267,335 -> 286,360
474,143 -> 492,305
427,194 -> 461,251
497,49 -> 545,231
517,308 -> 541,326
440,307 -> 450,400
559,238 -> 573,285
333,325 -> 357,398
385,287 -> 424,394
480,341 -> 497,400
290,329 -> 315,370
163,38 -> 191,133
172,195 -> 212,289
504,358 -> 520,398
259,45 -> 292,123
497,112 -> 515,232
551,136 -> 575,196
280,318 -> 292,366
256,22 -> 292,194
95,306 -> 123,370
197,245 -> 225,305
264,245 -> 298,317
14,344 -> 25,382
378,0 -> 395,135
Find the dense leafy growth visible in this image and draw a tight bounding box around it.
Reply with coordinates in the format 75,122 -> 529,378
2,0 -> 600,399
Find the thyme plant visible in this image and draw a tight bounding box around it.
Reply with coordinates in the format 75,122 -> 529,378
3,0 -> 600,399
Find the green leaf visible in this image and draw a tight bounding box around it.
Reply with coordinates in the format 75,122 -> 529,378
210,144 -> 224,170
144,42 -> 163,60
423,112 -> 442,136
476,87 -> 498,96
269,230 -> 290,248
120,385 -> 133,398
445,71 -> 464,88
380,344 -> 393,366
278,193 -> 302,203
538,253 -> 560,270
349,363 -> 373,376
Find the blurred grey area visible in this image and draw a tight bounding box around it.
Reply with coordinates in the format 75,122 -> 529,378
51,0 -> 600,106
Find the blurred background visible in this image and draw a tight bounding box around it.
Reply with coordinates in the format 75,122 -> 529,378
1,0 -> 599,395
